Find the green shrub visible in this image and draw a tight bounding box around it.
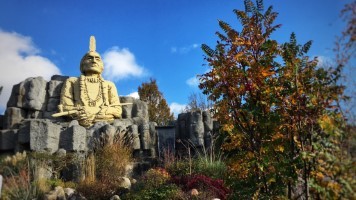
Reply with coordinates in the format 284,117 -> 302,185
126,183 -> 184,200
124,167 -> 185,200
193,159 -> 227,180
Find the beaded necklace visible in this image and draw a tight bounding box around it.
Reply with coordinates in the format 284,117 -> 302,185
79,75 -> 104,107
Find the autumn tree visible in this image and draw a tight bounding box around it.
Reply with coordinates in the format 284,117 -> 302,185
199,0 -> 354,198
138,78 -> 174,126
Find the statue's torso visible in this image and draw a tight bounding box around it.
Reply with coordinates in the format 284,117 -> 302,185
59,75 -> 122,126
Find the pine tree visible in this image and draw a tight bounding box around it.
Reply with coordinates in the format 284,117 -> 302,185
138,78 -> 174,126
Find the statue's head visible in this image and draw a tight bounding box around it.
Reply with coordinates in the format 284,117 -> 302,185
80,51 -> 104,75
80,36 -> 104,75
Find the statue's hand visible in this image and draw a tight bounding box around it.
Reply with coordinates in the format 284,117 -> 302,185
98,105 -> 122,119
76,106 -> 95,120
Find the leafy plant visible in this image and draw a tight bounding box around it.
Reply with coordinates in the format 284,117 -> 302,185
172,174 -> 231,200
124,168 -> 184,200
199,0 -> 354,199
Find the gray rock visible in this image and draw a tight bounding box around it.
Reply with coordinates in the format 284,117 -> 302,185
44,186 -> 66,200
129,125 -> 140,150
17,120 -> 61,153
47,80 -> 64,98
26,110 -> 42,119
4,107 -> 25,129
46,98 -> 60,112
18,121 -> 31,144
149,122 -> 157,156
124,163 -> 134,177
202,111 -> 213,132
6,83 -> 21,108
120,96 -> 135,119
132,100 -> 148,121
110,195 -> 121,200
87,121 -> 108,137
139,123 -> 151,150
64,187 -> 75,199
69,120 -> 79,127
188,111 -> 204,146
61,125 -> 86,152
21,77 -> 47,111
0,129 -> 17,150
118,177 -> 131,189
44,193 -> 57,200
100,124 -> 116,145
113,118 -> 133,131
149,122 -> 157,144
56,148 -> 67,157
0,175 -> 3,199
0,115 -> 4,129
55,186 -> 66,200
51,75 -> 69,81
177,113 -> 188,140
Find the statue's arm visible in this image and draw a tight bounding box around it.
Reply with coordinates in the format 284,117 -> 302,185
106,81 -> 122,118
59,77 -> 78,112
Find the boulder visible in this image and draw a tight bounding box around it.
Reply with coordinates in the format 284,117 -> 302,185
129,125 -> 140,150
120,96 -> 134,119
64,187 -> 75,199
21,77 -> 47,111
118,177 -> 131,189
60,125 -> 87,152
132,100 -> 149,123
110,195 -> 121,200
18,119 -> 61,153
113,118 -> 133,131
202,110 -> 213,132
51,75 -> 69,82
6,83 -> 22,108
188,111 -> 204,146
44,186 -> 66,200
47,80 -> 64,98
139,123 -> 151,150
0,129 -> 17,150
3,107 -> 25,129
46,98 -> 60,112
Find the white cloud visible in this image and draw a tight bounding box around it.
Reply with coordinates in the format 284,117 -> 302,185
102,47 -> 146,81
171,43 -> 199,54
170,102 -> 186,117
127,91 -> 139,99
0,30 -> 61,112
186,76 -> 200,87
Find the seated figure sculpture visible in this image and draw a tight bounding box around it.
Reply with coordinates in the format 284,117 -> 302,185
53,36 -> 123,127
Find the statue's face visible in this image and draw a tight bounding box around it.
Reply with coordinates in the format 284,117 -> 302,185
80,52 -> 104,75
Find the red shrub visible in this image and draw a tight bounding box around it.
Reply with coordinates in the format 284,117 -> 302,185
172,174 -> 231,200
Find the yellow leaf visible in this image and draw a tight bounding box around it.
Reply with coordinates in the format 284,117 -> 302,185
272,132 -> 284,141
268,177 -> 276,183
316,172 -> 324,180
275,145 -> 284,152
261,70 -> 275,77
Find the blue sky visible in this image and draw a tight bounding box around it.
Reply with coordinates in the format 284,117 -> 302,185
0,0 -> 352,116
